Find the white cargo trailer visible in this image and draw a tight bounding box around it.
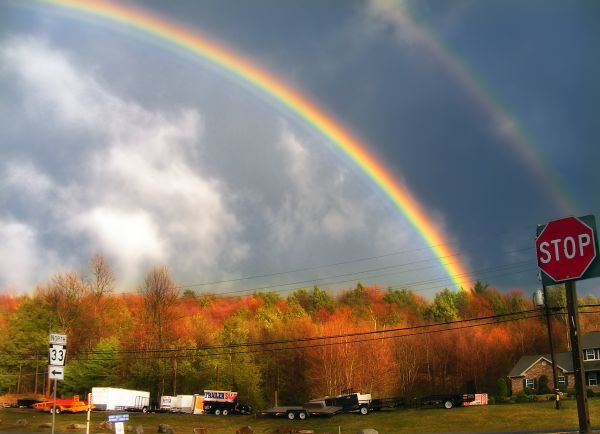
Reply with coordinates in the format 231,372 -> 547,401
172,395 -> 194,413
91,387 -> 150,411
159,395 -> 174,411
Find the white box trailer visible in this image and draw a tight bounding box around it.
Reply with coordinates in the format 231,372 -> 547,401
172,395 -> 194,413
159,395 -> 175,411
91,387 -> 150,411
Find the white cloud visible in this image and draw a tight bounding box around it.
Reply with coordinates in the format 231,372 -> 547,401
4,160 -> 54,198
72,208 -> 164,285
365,0 -> 424,47
0,221 -> 39,290
0,220 -> 65,291
266,128 -> 367,245
0,38 -> 247,290
0,36 -> 435,294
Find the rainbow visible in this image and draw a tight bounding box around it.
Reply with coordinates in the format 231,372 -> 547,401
368,0 -> 575,214
37,0 -> 472,291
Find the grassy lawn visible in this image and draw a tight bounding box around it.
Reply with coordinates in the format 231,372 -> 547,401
0,399 -> 597,434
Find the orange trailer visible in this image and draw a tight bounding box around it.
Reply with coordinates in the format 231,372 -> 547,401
33,395 -> 92,414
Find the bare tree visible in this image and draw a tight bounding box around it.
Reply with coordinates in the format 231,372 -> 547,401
139,265 -> 179,347
89,254 -> 115,298
42,271 -> 86,331
139,265 -> 180,396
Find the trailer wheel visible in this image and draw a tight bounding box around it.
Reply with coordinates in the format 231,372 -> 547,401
222,409 -> 229,416
444,400 -> 453,409
214,409 -> 221,416
142,406 -> 148,413
51,407 -> 61,414
298,411 -> 307,420
287,411 -> 295,420
359,405 -> 369,415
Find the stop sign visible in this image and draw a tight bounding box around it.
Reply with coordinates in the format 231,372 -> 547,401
536,216 -> 597,282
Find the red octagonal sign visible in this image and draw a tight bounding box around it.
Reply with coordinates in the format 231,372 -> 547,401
536,216 -> 597,282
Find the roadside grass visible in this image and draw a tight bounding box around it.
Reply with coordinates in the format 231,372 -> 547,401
0,399 -> 597,434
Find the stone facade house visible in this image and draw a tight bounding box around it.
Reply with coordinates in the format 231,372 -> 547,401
508,332 -> 600,394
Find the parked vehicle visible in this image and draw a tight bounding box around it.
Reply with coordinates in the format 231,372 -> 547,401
259,390 -> 372,419
33,395 -> 91,414
91,387 -> 150,412
159,394 -> 197,413
259,389 -> 488,419
201,390 -> 252,415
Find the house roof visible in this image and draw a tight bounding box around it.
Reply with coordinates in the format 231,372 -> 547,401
508,352 -> 572,377
508,332 -> 600,378
582,331 -> 600,349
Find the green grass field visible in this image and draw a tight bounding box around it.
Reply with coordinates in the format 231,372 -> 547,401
0,399 -> 598,434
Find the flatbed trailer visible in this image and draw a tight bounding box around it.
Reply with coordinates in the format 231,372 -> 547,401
371,393 -> 486,410
33,396 -> 91,414
259,391 -> 487,419
258,403 -> 343,420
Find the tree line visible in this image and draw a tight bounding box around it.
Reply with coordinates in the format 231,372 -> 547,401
1,255 -> 598,409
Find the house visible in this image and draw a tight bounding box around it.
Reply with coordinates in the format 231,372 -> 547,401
508,331 -> 600,394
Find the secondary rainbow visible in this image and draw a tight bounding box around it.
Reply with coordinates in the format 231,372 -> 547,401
369,1 -> 574,214
39,0 -> 472,291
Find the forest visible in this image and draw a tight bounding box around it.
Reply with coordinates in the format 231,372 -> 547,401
1,255 -> 599,409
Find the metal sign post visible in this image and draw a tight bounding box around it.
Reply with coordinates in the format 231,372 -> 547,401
86,392 -> 92,434
48,333 -> 67,434
541,284 -> 561,409
565,281 -> 591,433
51,377 -> 57,434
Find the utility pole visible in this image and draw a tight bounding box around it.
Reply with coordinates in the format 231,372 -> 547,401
565,281 -> 591,433
541,285 -> 561,409
34,355 -> 39,395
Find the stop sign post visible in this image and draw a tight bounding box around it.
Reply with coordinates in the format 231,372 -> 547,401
535,215 -> 599,433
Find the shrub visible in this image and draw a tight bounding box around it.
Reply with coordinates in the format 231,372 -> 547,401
496,378 -> 509,398
488,396 -> 496,405
523,387 -> 535,396
587,388 -> 595,397
515,392 -> 539,403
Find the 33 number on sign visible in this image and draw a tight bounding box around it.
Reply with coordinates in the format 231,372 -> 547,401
49,345 -> 66,366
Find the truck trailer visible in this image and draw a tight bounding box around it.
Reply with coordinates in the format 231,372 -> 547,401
91,387 -> 150,412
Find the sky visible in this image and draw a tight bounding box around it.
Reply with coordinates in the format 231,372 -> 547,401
0,0 -> 599,298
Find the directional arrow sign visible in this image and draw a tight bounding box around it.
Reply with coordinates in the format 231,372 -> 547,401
48,365 -> 64,381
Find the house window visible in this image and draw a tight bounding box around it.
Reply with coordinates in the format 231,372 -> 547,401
587,372 -> 598,387
585,349 -> 596,361
558,376 -> 566,386
525,378 -> 536,389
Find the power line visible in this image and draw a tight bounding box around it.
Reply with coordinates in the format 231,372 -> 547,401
185,257 -> 535,298
69,311 -> 552,361
173,246 -> 534,293
6,307 -> 557,361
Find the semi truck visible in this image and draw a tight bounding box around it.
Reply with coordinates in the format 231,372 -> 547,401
201,390 -> 252,415
91,387 -> 150,412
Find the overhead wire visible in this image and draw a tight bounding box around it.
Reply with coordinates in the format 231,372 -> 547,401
5,307 -> 564,362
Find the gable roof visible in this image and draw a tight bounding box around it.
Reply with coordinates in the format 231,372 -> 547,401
508,332 -> 600,378
582,331 -> 600,349
508,353 -> 572,377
